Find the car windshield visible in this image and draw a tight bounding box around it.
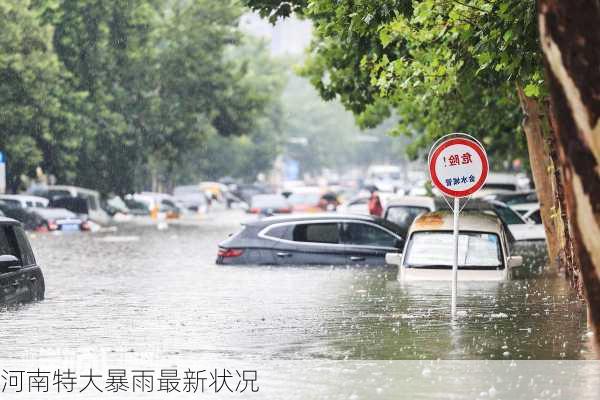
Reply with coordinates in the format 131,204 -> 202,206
385,206 -> 430,229
493,204 -> 526,225
404,231 -> 503,269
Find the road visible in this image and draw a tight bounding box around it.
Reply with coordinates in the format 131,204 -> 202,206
0,209 -> 592,360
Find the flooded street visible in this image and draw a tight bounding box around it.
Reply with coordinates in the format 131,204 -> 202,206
0,210 -> 592,361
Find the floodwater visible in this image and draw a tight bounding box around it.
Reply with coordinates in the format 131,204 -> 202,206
0,209 -> 592,361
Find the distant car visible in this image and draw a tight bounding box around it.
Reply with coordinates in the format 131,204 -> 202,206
473,172 -> 529,198
29,208 -> 89,232
231,183 -> 272,204
0,194 -> 49,209
509,202 -> 539,217
336,194 -> 370,215
365,165 -> 406,193
383,196 -> 545,242
217,214 -> 404,266
28,185 -> 110,225
128,192 -> 182,219
247,194 -> 291,215
385,211 -> 523,281
484,190 -> 538,206
103,196 -> 133,220
286,188 -> 324,213
521,205 -> 542,225
337,192 -> 395,215
123,198 -> 151,216
0,202 -> 46,231
173,185 -> 210,213
0,217 -> 45,303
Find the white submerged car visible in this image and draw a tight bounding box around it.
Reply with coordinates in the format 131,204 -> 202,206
386,211 -> 523,281
383,196 -> 545,243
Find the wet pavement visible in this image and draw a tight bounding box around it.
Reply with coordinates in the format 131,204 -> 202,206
0,210 -> 592,360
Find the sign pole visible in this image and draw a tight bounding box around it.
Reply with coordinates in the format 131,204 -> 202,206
428,133 -> 488,318
452,196 -> 459,316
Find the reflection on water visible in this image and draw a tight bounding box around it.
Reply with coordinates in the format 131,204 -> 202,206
0,210 -> 591,360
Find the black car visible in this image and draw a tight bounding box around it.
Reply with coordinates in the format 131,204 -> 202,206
0,217 -> 45,304
217,214 -> 404,266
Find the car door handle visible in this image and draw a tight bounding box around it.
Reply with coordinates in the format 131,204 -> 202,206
276,252 -> 291,258
29,276 -> 37,282
350,256 -> 365,261
11,281 -> 19,287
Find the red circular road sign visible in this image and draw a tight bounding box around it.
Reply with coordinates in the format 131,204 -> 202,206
428,136 -> 489,198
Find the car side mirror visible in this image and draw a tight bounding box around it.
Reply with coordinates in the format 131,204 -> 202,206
385,252 -> 403,266
507,255 -> 523,269
0,254 -> 20,268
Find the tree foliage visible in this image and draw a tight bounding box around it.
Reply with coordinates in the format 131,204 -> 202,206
1,0 -> 284,194
0,0 -> 86,191
244,0 -> 540,166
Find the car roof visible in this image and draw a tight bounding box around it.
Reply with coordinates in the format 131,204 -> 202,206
384,196 -> 505,212
43,185 -> 100,196
385,196 -> 436,209
31,207 -> 77,218
0,216 -> 20,225
244,213 -> 383,227
485,172 -> 519,184
0,194 -> 49,202
409,211 -> 504,234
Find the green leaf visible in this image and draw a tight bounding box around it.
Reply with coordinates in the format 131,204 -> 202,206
523,83 -> 540,97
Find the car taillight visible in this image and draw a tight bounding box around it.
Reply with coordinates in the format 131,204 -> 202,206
218,248 -> 244,258
249,208 -> 259,214
80,221 -> 91,231
48,221 -> 58,231
279,207 -> 291,213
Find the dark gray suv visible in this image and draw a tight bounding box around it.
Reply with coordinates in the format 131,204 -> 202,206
217,214 -> 404,266
0,217 -> 45,304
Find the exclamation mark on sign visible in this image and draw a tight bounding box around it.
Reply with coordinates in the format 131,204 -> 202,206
443,156 -> 447,167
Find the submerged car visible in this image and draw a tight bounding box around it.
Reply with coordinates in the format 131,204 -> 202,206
173,185 -> 210,213
217,214 -> 404,266
385,211 -> 523,281
0,217 -> 45,303
247,194 -> 291,215
28,185 -> 110,225
0,194 -> 49,209
383,196 -> 544,242
30,208 -> 89,232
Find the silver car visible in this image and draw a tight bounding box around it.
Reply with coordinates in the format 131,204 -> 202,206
386,211 -> 523,281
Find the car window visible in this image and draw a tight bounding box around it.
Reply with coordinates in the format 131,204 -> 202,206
14,227 -> 35,266
0,226 -> 22,262
292,223 -> 339,244
529,210 -> 542,224
405,231 -> 502,268
1,199 -> 21,208
493,204 -> 525,225
341,222 -> 398,248
385,206 -> 429,229
263,224 -> 292,240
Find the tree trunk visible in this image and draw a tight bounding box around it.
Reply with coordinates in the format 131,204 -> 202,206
517,85 -> 561,273
548,132 -> 582,291
539,0 -> 600,350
